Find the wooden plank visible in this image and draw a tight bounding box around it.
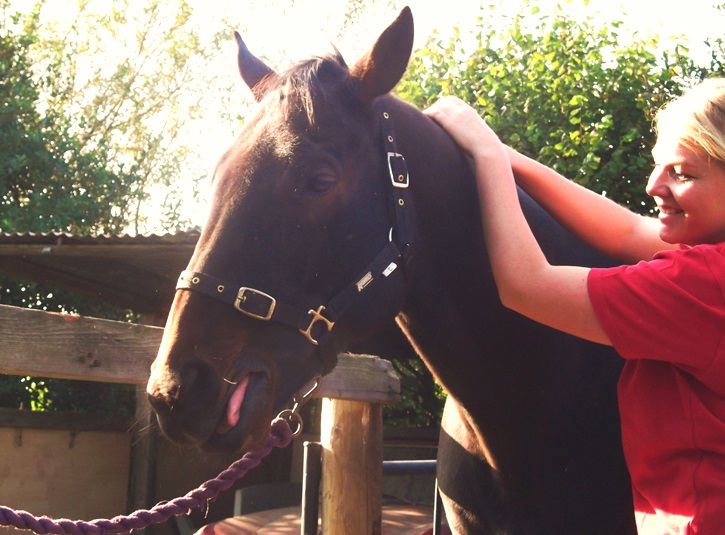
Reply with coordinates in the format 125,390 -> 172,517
0,304 -> 161,384
0,305 -> 400,402
320,399 -> 383,535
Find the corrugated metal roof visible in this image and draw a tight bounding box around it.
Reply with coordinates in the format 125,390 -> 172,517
0,231 -> 201,316
0,230 -> 200,246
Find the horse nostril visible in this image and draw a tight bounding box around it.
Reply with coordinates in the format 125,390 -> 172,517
165,383 -> 181,401
146,358 -> 222,419
175,361 -> 220,402
147,381 -> 180,408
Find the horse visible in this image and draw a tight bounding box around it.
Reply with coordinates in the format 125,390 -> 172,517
146,8 -> 636,534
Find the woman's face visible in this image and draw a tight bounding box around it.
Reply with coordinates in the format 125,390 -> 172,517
647,138 -> 725,245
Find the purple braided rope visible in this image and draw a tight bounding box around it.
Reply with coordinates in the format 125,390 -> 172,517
0,418 -> 294,535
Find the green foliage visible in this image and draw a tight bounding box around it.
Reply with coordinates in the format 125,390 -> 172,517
397,1 -> 725,215
385,357 -> 445,429
20,377 -> 49,411
0,0 -> 225,234
0,2 -> 134,233
0,372 -> 135,416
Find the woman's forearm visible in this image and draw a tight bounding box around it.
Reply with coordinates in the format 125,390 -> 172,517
424,97 -> 611,344
505,147 -> 673,262
473,144 -> 551,305
471,140 -> 610,344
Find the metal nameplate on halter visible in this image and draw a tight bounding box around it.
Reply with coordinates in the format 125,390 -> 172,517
387,152 -> 409,188
356,271 -> 373,292
235,287 -> 276,321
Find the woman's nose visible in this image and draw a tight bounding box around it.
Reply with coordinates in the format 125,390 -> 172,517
646,166 -> 669,198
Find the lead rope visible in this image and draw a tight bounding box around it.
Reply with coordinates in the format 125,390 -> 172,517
0,417 -> 294,535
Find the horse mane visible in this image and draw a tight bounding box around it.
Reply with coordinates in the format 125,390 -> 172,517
256,48 -> 356,125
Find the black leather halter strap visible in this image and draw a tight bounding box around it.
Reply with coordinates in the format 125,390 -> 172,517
176,106 -> 413,369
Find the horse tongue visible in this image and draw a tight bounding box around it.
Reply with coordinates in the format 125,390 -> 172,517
217,375 -> 250,434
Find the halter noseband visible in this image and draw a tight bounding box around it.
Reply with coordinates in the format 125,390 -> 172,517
176,106 -> 413,374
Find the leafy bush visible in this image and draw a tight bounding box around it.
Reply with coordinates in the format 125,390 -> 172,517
397,2 -> 725,214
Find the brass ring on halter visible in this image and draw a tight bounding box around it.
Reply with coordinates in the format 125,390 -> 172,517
276,408 -> 304,437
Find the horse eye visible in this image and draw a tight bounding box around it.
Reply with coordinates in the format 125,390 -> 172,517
306,171 -> 338,194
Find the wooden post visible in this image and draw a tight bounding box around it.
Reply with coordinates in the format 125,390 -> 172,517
320,399 -> 383,535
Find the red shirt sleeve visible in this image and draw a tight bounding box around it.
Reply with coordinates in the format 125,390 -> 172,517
588,244 -> 725,390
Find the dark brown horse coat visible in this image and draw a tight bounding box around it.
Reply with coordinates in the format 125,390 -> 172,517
147,8 -> 636,534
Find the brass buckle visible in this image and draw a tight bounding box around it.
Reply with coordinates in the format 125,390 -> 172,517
387,152 -> 409,188
235,287 -> 276,321
299,306 -> 335,345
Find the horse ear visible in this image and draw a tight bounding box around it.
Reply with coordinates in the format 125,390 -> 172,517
234,31 -> 276,101
349,7 -> 414,103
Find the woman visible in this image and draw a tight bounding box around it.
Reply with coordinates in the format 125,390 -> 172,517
424,78 -> 725,534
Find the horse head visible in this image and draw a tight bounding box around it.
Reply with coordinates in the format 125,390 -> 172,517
147,8 -> 416,453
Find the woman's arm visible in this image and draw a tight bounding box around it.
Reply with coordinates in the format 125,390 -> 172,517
505,147 -> 676,263
425,97 -> 611,345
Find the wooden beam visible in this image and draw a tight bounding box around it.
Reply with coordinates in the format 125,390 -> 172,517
0,305 -> 400,402
0,304 -> 161,384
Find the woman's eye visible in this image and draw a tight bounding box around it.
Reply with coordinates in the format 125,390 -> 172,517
673,170 -> 695,181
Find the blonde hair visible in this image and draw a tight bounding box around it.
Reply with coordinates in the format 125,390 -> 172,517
654,78 -> 725,166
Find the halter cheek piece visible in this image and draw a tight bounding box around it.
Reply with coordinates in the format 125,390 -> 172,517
176,107 -> 414,375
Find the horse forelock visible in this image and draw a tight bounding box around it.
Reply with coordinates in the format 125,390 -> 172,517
257,50 -> 354,127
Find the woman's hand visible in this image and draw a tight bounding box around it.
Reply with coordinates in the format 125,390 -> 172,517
424,96 -> 504,162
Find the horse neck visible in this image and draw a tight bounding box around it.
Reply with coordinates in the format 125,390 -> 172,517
386,97 -> 611,410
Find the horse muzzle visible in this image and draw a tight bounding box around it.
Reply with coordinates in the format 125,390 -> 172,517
146,326 -> 328,453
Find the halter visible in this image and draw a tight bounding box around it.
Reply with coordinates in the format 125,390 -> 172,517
176,106 -> 414,375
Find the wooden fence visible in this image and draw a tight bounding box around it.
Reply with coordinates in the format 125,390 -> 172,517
0,304 -> 400,534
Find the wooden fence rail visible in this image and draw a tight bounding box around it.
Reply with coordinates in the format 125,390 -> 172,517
0,304 -> 400,534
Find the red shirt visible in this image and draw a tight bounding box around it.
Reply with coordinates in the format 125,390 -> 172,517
588,242 -> 725,534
